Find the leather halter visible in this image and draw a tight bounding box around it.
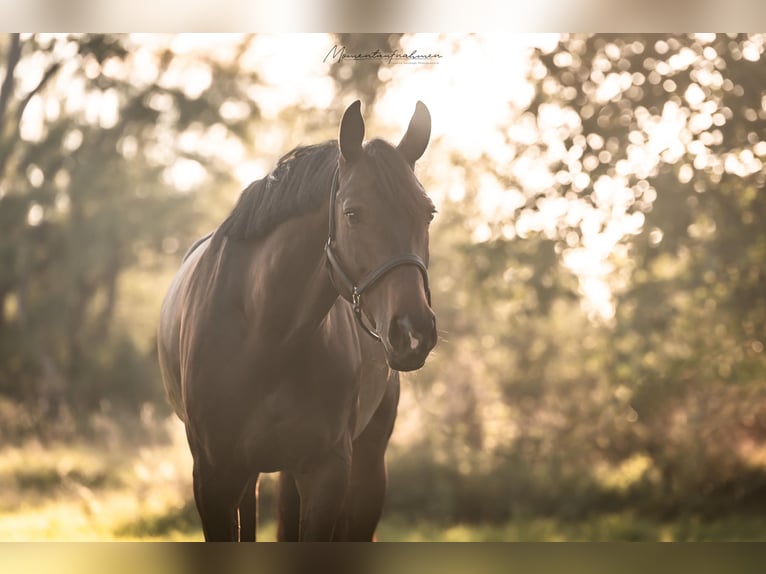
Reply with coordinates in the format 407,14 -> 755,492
324,167 -> 432,341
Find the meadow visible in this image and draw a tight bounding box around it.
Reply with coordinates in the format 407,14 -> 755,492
1,415 -> 765,542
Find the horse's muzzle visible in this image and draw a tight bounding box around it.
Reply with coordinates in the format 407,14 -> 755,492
386,314 -> 437,372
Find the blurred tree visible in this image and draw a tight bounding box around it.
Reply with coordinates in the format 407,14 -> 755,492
389,33 -> 766,523
0,34 -> 265,432
520,33 -> 766,513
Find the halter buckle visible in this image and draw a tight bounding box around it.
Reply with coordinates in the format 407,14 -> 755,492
352,288 -> 361,313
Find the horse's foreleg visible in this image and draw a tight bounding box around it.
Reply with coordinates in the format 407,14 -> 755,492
238,475 -> 259,542
334,378 -> 399,541
333,441 -> 388,541
294,437 -> 352,541
192,457 -> 250,541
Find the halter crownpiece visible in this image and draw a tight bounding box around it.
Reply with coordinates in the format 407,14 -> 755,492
324,167 -> 432,341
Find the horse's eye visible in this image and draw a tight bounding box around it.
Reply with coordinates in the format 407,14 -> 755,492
344,209 -> 360,224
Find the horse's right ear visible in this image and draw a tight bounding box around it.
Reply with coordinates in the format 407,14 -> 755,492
397,101 -> 431,166
339,100 -> 364,163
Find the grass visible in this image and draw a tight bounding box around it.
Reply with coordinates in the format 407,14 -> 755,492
375,514 -> 766,541
0,416 -> 196,541
2,415 -> 766,541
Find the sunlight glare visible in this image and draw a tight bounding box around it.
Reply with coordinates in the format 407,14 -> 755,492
239,34 -> 336,119
165,159 -> 206,193
377,35 -> 539,164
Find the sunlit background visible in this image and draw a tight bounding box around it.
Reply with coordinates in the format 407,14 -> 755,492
1,33 -> 766,541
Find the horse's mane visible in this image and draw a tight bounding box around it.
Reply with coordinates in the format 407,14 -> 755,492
215,141 -> 339,243
213,138 -> 434,247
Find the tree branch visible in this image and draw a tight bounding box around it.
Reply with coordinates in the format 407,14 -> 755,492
15,60 -> 61,126
0,58 -> 62,178
0,33 -> 21,134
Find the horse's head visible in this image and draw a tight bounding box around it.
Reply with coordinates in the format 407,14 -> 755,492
326,100 -> 437,372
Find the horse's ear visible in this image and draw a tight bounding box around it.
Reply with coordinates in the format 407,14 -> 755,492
339,100 -> 365,163
397,101 -> 431,166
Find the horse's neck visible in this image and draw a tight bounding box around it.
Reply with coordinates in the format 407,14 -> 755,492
243,207 -> 337,344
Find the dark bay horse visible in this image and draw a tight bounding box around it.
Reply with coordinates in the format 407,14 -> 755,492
157,101 -> 437,541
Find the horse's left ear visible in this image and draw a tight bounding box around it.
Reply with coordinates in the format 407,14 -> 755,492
397,101 -> 431,166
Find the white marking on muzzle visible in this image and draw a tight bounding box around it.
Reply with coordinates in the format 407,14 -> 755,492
408,332 -> 420,351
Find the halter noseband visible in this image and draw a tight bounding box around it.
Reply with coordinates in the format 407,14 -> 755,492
324,168 -> 432,341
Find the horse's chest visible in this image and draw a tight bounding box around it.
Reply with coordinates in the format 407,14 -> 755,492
237,362 -> 357,471
185,325 -> 391,473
